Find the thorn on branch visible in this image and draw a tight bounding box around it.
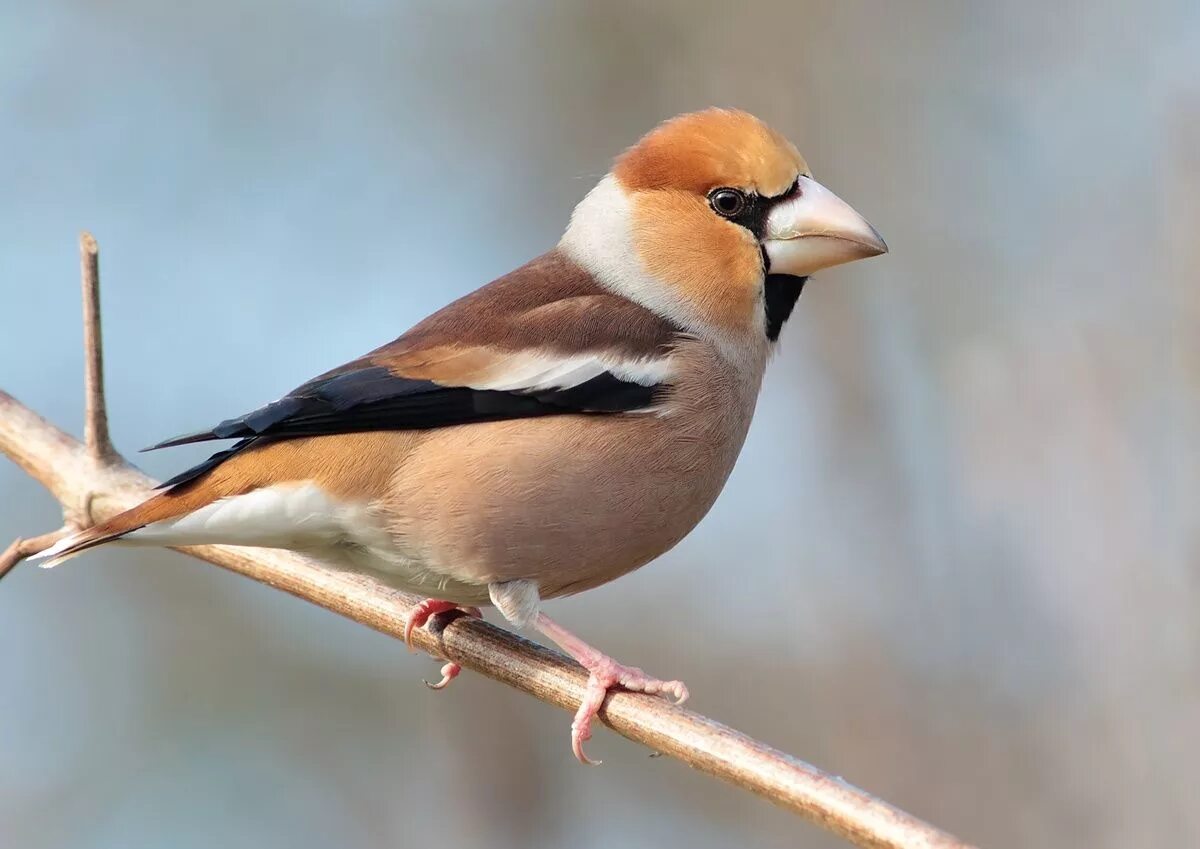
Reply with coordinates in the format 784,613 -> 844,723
80,232 -> 116,464
1,231 -> 117,585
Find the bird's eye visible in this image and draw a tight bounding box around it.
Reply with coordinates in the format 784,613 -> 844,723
708,188 -> 746,218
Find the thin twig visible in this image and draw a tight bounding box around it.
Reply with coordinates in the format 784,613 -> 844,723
0,235 -> 979,849
80,231 -> 114,463
0,530 -> 69,582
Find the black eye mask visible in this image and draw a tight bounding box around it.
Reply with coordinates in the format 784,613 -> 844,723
717,178 -> 801,239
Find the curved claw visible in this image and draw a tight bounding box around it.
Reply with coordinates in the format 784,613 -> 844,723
424,662 -> 462,690
570,672 -> 612,766
533,612 -> 689,766
569,665 -> 689,766
403,599 -> 459,652
572,718 -> 602,766
409,603 -> 484,686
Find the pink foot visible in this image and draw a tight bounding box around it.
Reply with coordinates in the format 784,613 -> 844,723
404,598 -> 459,650
571,656 -> 688,765
405,602 -> 483,690
534,612 -> 688,765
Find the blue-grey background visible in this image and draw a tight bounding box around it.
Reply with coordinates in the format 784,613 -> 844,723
2,2 -> 1198,847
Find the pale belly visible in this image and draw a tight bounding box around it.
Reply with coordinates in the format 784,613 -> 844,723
118,480 -> 495,604
382,407 -> 753,600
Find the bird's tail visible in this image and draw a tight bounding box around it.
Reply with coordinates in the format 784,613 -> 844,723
33,486 -> 217,569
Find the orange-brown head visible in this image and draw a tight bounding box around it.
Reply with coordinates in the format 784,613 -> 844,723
561,109 -> 886,347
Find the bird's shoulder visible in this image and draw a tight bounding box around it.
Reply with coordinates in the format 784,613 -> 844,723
380,248 -> 679,364
149,250 -> 686,489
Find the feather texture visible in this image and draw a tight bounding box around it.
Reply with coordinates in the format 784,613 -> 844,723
146,250 -> 682,490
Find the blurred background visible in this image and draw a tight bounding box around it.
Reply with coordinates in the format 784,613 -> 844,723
2,1 -> 1197,847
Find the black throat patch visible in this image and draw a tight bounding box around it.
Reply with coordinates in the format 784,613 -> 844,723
763,274 -> 808,341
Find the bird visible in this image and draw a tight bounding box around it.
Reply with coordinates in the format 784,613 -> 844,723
36,108 -> 887,763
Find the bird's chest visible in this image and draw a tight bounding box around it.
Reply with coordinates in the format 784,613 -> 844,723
371,340 -> 767,598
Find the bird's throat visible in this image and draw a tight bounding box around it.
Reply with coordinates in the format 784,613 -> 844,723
763,274 -> 807,341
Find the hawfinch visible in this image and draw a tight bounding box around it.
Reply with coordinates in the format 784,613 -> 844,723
40,108 -> 886,763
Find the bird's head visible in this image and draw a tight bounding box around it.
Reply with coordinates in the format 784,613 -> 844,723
560,108 -> 886,345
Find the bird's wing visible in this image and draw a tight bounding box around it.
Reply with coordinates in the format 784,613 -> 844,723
147,251 -> 681,489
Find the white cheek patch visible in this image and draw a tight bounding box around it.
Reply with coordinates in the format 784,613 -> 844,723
559,174 -> 765,372
560,175 -> 678,323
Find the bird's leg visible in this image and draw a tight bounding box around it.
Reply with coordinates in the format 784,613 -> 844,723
404,598 -> 460,649
487,579 -> 687,763
423,606 -> 483,690
534,612 -> 689,765
405,600 -> 483,689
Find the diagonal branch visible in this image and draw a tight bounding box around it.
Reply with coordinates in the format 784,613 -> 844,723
0,236 -> 978,849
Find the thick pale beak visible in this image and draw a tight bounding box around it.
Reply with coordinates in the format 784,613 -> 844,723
762,176 -> 887,277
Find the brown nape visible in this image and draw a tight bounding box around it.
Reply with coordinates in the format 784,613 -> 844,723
613,108 -> 807,197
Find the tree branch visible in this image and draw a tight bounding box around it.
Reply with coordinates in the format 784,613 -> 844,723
79,231 -> 115,463
0,529 -> 69,582
0,237 -> 977,849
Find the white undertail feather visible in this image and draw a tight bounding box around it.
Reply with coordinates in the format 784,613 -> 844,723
33,534 -> 90,569
31,483 -> 492,603
34,483 -> 396,570
124,483 -> 388,548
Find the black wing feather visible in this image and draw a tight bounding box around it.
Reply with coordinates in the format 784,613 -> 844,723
149,365 -> 661,490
